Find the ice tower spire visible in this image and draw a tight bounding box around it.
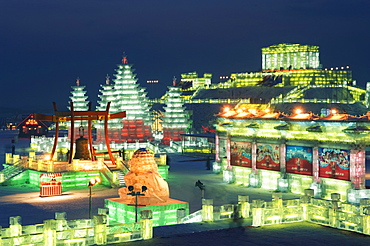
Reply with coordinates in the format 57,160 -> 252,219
105,74 -> 110,85
122,52 -> 128,64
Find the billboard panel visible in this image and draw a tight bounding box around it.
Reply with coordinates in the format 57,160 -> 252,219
230,141 -> 252,167
318,148 -> 350,181
286,145 -> 313,175
256,143 -> 280,171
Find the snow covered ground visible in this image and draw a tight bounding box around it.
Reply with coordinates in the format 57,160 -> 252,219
1,131 -> 370,245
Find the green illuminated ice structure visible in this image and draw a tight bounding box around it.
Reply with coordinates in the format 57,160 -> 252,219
161,83 -> 192,145
67,78 -> 90,137
105,148 -> 189,226
95,55 -> 153,144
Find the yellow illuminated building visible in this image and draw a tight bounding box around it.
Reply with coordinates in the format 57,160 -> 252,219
262,43 -> 320,70
180,72 -> 212,89
215,107 -> 370,204
217,43 -> 354,88
229,68 -> 353,87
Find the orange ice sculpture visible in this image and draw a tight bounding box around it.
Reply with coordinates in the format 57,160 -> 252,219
118,148 -> 170,205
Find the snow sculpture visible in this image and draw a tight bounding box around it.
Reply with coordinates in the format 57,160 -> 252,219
118,148 -> 169,205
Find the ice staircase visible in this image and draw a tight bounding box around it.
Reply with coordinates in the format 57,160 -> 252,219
116,170 -> 126,187
100,162 -> 120,188
181,210 -> 202,224
0,161 -> 25,183
283,86 -> 309,100
114,160 -> 130,187
158,142 -> 181,154
164,146 -> 177,153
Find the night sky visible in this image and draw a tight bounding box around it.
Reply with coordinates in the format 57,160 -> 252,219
1,0 -> 370,112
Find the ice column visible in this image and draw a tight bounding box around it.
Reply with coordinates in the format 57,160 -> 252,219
94,215 -> 107,245
238,195 -> 250,218
252,200 -> 265,226
202,199 -> 214,222
140,210 -> 153,240
43,219 -> 56,246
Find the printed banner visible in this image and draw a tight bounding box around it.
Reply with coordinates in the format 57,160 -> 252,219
230,141 -> 252,167
286,145 -> 313,175
256,143 -> 280,171
318,148 -> 350,181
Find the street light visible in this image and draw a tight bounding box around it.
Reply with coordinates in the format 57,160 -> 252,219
88,177 -> 101,219
127,185 -> 147,222
195,180 -> 205,199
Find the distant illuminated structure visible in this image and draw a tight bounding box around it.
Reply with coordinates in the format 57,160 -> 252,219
161,79 -> 192,145
214,106 -> 370,204
180,72 -> 212,90
17,114 -> 48,137
67,78 -> 90,138
176,43 -> 367,127
95,55 -> 153,143
226,43 -> 353,87
147,80 -> 159,83
68,78 -> 90,111
262,43 -> 320,70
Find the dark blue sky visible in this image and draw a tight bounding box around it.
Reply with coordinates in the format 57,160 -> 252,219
1,0 -> 370,112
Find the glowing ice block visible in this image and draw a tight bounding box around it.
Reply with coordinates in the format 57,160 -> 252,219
105,198 -> 189,227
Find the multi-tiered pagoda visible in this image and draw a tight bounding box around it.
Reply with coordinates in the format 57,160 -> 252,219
95,56 -> 153,143
161,80 -> 192,145
67,78 -> 90,138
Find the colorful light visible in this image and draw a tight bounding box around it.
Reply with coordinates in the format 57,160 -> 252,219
295,108 -> 302,114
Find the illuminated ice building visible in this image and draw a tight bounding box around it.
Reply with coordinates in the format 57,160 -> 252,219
67,77 -> 90,138
177,43 -> 367,120
95,56 -> 153,146
213,106 -> 370,203
173,43 -> 369,157
171,43 -> 370,202
161,81 -> 193,145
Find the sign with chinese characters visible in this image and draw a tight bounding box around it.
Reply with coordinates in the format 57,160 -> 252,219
318,148 -> 350,181
286,145 -> 313,175
256,143 -> 280,171
230,141 -> 252,167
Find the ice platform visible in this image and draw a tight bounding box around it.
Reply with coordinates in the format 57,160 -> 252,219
105,198 -> 189,227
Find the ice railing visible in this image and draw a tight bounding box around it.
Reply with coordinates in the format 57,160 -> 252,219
4,152 -> 122,173
150,98 -> 250,104
0,210 -> 153,246
0,155 -> 27,183
270,97 -> 356,104
200,190 -> 370,236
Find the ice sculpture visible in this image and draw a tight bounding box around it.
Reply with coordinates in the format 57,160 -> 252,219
118,148 -> 169,205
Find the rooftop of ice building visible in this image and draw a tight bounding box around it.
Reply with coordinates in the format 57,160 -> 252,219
192,86 -> 294,100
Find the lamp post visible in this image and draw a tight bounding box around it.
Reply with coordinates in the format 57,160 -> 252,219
88,177 -> 101,219
195,180 -> 205,199
127,185 -> 147,222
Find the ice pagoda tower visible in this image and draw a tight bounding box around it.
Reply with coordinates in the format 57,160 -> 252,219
161,78 -> 192,145
67,78 -> 90,138
95,55 -> 153,143
96,75 -> 115,111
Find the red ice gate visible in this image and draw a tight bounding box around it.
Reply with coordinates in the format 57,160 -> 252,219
34,102 -> 126,165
